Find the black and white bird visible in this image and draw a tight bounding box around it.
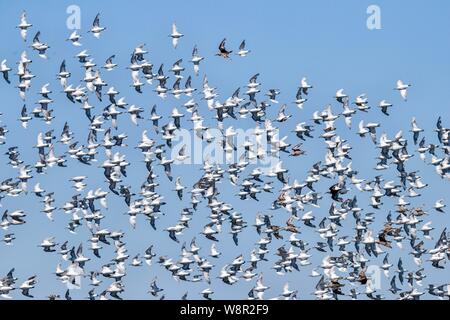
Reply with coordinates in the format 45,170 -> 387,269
31,31 -> 49,59
90,13 -> 106,38
190,45 -> 204,76
67,30 -> 82,46
237,40 -> 250,57
1,60 -> 11,84
103,55 -> 117,71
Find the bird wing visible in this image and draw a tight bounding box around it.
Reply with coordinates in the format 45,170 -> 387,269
20,11 -> 27,24
106,55 -> 115,64
219,38 -> 226,51
249,73 -> 259,83
93,13 -> 100,27
33,31 -> 41,44
60,60 -> 66,73
172,38 -> 179,48
172,22 -> 178,34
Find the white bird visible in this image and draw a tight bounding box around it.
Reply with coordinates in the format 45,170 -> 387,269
379,100 -> 393,116
210,243 -> 221,258
17,11 -> 32,41
1,60 -> 12,84
354,94 -> 370,112
334,89 -> 348,104
174,177 -> 185,200
253,274 -> 270,299
201,288 -> 214,300
20,276 -> 37,298
281,283 -> 294,298
39,237 -> 57,252
175,144 -> 189,162
395,80 -> 411,101
299,77 -> 313,95
67,30 -> 82,46
190,45 -> 204,76
32,183 -> 45,197
420,221 -> 434,240
410,117 -> 423,145
170,22 -> 183,49
434,199 -> 446,212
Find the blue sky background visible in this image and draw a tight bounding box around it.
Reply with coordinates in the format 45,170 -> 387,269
0,0 -> 449,299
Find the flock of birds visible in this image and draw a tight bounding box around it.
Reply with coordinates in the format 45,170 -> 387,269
0,11 -> 449,300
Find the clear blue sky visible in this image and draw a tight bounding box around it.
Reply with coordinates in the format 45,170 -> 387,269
0,0 -> 449,299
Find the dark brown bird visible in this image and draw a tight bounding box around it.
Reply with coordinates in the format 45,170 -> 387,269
275,246 -> 288,259
382,222 -> 394,234
216,38 -> 232,59
358,270 -> 368,285
376,232 -> 392,248
329,279 -> 344,295
284,217 -> 299,233
277,191 -> 286,205
395,205 -> 408,214
382,222 -> 401,237
269,225 -> 284,240
290,143 -> 305,157
329,183 -> 342,201
413,207 -> 426,216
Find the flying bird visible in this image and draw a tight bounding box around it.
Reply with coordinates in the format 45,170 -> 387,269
90,13 -> 106,38
1,60 -> 11,84
237,40 -> 250,57
17,11 -> 32,41
395,80 -> 411,101
170,22 -> 183,49
216,38 -> 232,59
